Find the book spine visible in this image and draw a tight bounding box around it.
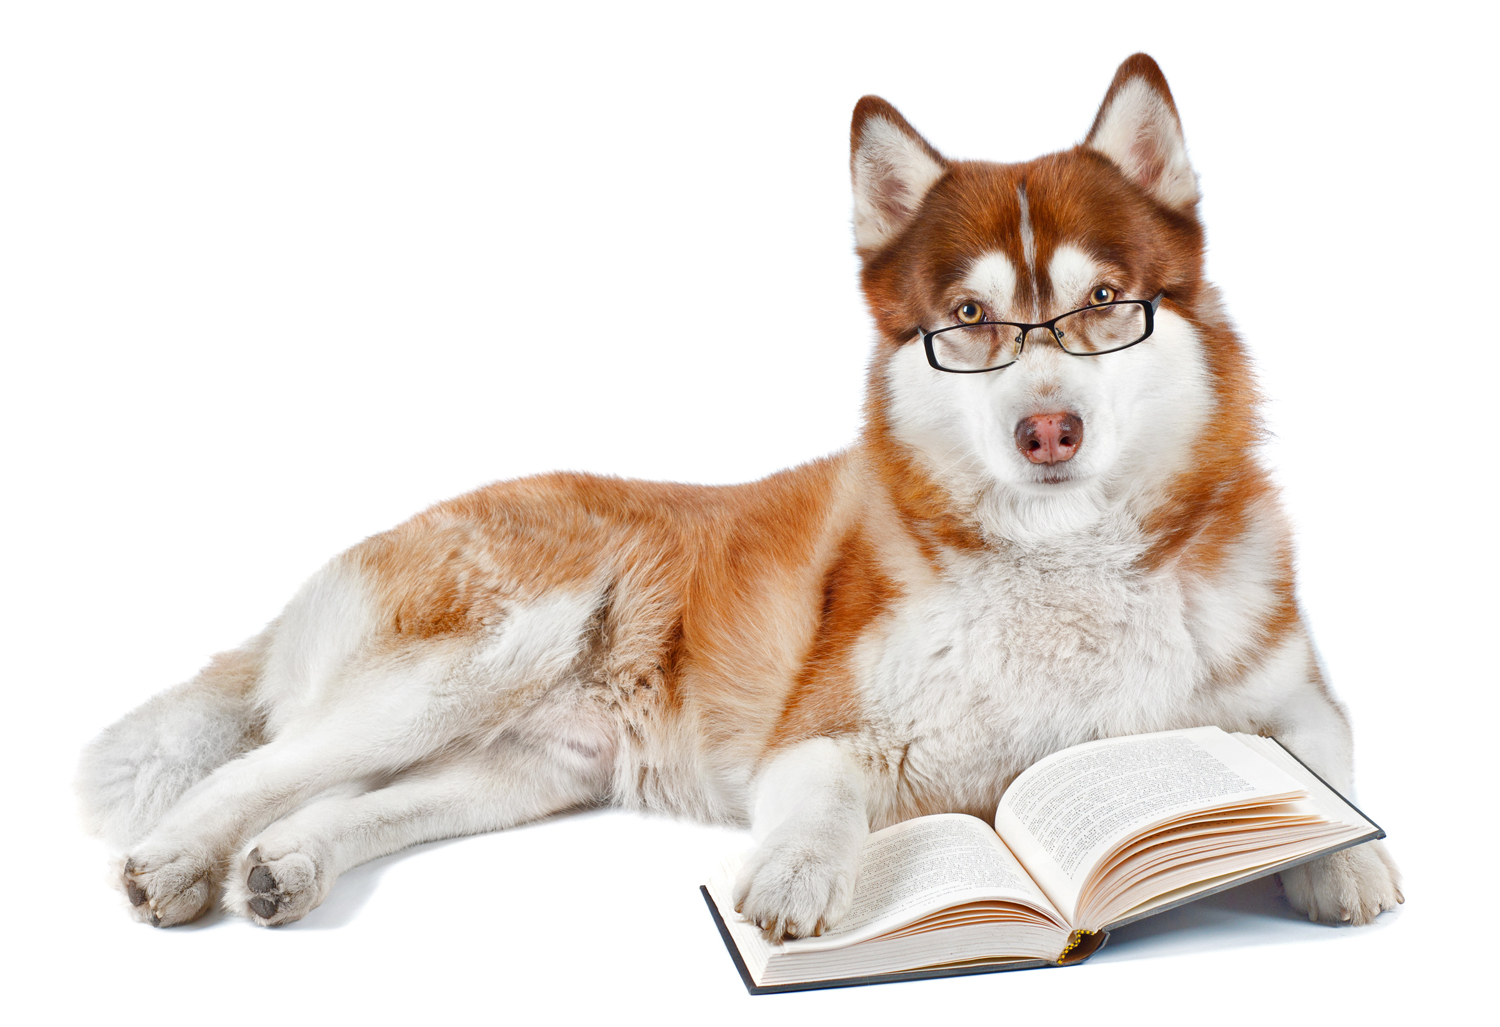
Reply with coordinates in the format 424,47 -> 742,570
1055,929 -> 1107,965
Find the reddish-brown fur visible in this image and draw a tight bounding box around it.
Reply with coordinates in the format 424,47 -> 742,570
767,525 -> 901,751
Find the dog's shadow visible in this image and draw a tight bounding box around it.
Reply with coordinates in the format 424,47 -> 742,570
274,834 -> 500,931
1093,872 -> 1402,962
208,819 -> 1403,949
277,806 -> 592,931
280,842 -> 442,930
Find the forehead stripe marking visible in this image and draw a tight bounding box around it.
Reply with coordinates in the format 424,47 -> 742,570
1016,184 -> 1036,279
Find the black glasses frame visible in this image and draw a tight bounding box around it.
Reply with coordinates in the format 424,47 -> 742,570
921,293 -> 1165,374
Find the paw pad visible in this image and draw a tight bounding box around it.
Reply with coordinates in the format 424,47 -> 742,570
245,859 -> 284,921
237,847 -> 320,926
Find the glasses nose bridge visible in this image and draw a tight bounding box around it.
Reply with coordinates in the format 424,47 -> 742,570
1016,321 -> 1065,354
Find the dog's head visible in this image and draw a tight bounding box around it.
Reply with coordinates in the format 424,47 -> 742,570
855,55 -> 1250,546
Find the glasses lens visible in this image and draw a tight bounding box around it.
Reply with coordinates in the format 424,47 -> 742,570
1053,302 -> 1148,354
930,323 -> 1021,371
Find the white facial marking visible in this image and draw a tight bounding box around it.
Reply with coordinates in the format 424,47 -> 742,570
1016,185 -> 1036,281
960,250 -> 1018,316
1047,244 -> 1101,311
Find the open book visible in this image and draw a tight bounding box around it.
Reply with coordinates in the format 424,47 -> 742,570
703,727 -> 1383,993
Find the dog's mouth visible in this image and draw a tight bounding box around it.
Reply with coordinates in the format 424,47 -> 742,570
1029,467 -> 1079,486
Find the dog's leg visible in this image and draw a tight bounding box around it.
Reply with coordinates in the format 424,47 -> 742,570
118,724 -> 448,926
221,739 -> 604,925
733,737 -> 869,939
1270,670 -> 1404,925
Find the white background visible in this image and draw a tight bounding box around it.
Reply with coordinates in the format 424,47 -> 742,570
3,1 -> 1495,1023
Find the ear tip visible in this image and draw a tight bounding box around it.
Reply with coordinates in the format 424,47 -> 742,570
1117,53 -> 1166,79
1107,53 -> 1177,106
851,96 -> 945,166
852,95 -> 898,128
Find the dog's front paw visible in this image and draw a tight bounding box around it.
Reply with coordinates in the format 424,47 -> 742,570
118,848 -> 219,927
1280,840 -> 1403,925
732,830 -> 860,940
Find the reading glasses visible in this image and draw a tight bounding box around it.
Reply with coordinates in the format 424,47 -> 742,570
921,293 -> 1165,373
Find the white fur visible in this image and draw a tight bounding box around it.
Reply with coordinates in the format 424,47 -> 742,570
852,115 -> 944,251
1016,184 -> 1037,276
258,556 -> 384,734
858,518 -> 1199,820
1087,77 -> 1199,209
76,667 -> 262,848
734,739 -> 868,938
960,250 -> 1019,315
1182,497 -> 1295,679
1047,243 -> 1105,309
1280,838 -> 1403,924
472,590 -> 601,690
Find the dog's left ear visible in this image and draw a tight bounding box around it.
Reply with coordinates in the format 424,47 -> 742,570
1086,54 -> 1198,211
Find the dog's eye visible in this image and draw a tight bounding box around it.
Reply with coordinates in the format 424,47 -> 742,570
1088,286 -> 1117,306
956,302 -> 984,324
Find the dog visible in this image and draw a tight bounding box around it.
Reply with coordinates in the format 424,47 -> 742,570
78,53 -> 1402,936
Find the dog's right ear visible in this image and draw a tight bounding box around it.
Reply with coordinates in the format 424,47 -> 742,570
851,97 -> 947,254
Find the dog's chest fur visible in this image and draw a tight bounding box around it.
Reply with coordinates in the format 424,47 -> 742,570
855,522 -> 1207,826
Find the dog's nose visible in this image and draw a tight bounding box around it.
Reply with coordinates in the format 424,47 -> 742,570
1014,412 -> 1084,464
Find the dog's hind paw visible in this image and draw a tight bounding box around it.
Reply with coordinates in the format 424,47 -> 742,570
119,849 -> 218,927
225,844 -> 327,926
1280,839 -> 1403,925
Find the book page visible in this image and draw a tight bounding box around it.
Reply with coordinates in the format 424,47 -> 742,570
721,813 -> 1066,955
704,859 -> 1063,988
992,726 -> 1306,923
1231,733 -> 1378,832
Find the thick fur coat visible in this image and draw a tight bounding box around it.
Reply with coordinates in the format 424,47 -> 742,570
78,54 -> 1401,935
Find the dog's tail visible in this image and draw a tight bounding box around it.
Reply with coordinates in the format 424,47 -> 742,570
76,638 -> 268,849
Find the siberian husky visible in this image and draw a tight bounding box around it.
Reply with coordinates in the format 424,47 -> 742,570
78,54 -> 1402,935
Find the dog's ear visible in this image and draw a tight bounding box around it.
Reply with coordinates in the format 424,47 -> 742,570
851,97 -> 947,253
1085,54 -> 1198,211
